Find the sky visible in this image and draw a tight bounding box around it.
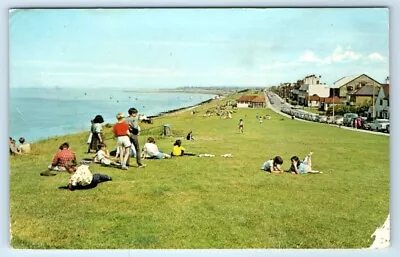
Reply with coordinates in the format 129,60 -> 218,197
9,8 -> 389,88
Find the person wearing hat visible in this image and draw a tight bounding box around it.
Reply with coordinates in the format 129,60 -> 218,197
88,115 -> 104,153
64,160 -> 112,190
112,113 -> 132,170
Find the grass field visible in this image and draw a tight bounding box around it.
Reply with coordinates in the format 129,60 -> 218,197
9,94 -> 389,249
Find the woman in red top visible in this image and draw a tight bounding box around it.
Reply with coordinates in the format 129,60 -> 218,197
112,113 -> 131,170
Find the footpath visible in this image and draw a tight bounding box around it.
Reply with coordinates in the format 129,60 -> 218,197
264,92 -> 389,137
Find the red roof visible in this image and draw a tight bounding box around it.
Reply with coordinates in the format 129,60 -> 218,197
320,96 -> 343,104
306,94 -> 320,101
251,96 -> 265,103
236,95 -> 258,102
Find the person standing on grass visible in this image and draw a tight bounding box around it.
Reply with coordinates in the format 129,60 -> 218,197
88,115 -> 104,153
288,152 -> 322,174
64,160 -> 112,191
48,142 -> 76,171
112,113 -> 132,170
261,156 -> 284,174
259,117 -> 263,124
238,118 -> 244,133
126,107 -> 146,168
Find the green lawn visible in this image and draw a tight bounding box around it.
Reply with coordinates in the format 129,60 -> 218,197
9,94 -> 389,249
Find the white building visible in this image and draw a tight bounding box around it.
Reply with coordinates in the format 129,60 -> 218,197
374,84 -> 390,119
298,84 -> 330,106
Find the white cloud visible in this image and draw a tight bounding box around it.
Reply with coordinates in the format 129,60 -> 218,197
330,46 -> 362,62
298,51 -> 329,64
368,52 -> 385,61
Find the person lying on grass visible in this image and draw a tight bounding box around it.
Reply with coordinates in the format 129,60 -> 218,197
94,143 -> 119,166
288,152 -> 322,174
171,139 -> 196,156
143,137 -> 171,159
63,160 -> 112,191
260,156 -> 284,174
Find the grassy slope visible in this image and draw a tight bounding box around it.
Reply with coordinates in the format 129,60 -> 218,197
9,94 -> 389,249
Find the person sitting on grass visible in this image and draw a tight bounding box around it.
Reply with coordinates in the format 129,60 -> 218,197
171,139 -> 196,156
260,156 -> 284,174
186,131 -> 195,141
9,137 -> 21,155
48,142 -> 76,171
18,137 -> 31,154
94,144 -> 119,166
62,160 -> 112,191
143,137 -> 171,159
289,152 -> 322,175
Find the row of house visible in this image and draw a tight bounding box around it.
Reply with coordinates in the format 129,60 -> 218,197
275,74 -> 390,119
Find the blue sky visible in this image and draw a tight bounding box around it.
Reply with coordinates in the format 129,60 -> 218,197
9,8 -> 389,88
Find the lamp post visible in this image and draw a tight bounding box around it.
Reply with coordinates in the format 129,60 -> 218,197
332,88 -> 335,119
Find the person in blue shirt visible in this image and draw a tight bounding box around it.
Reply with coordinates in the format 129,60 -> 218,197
260,156 -> 284,174
289,152 -> 322,174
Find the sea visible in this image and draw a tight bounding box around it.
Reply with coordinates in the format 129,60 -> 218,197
9,88 -> 215,143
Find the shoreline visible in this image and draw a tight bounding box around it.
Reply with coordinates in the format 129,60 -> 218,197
26,95 -> 218,144
147,97 -> 215,119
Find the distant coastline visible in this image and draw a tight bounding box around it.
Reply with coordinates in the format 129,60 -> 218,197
124,86 -> 256,96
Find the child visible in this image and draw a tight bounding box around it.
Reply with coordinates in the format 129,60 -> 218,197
171,139 -> 185,156
186,131 -> 195,141
64,160 -> 112,191
171,139 -> 195,156
238,119 -> 244,133
260,156 -> 284,174
289,152 -> 322,174
112,113 -> 131,170
143,137 -> 171,159
95,144 -> 118,166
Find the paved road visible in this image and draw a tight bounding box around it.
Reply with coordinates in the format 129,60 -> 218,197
264,90 -> 389,137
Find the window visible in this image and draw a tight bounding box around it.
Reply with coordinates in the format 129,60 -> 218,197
387,99 -> 390,106
380,99 -> 383,105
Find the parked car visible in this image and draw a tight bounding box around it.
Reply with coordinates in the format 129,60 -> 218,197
343,113 -> 358,126
369,119 -> 390,132
318,115 -> 327,123
334,115 -> 344,125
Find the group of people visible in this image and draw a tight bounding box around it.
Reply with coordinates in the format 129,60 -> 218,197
9,137 -> 31,155
43,106 -> 197,190
261,152 -> 322,175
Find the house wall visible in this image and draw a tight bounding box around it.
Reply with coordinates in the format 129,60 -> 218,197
374,87 -> 390,118
237,102 -> 249,108
309,84 -> 330,97
338,74 -> 381,98
304,76 -> 319,85
308,100 -> 319,107
355,95 -> 374,105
